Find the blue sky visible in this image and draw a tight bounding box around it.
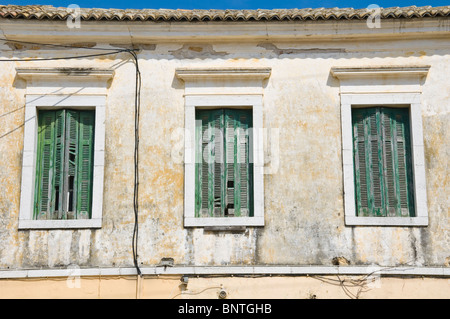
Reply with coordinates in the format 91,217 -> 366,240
2,0 -> 448,10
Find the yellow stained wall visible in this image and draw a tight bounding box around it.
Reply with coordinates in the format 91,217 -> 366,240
0,276 -> 449,299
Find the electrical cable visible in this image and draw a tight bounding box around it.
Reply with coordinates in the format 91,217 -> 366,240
128,49 -> 142,277
0,37 -> 142,276
171,286 -> 223,299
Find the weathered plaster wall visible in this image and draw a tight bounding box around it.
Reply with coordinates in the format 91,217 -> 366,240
0,36 -> 449,271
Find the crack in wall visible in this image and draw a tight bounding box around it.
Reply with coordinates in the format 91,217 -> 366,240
257,43 -> 346,55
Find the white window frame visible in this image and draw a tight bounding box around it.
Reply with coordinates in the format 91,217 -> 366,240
17,68 -> 112,229
176,68 -> 270,227
332,66 -> 430,226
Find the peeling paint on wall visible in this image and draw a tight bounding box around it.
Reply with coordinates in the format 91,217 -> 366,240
169,44 -> 228,59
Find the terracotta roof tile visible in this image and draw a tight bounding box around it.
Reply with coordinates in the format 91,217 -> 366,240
0,5 -> 449,22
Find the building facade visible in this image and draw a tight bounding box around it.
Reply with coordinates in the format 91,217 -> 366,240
0,5 -> 449,298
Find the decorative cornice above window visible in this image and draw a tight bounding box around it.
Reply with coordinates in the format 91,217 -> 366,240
330,66 -> 430,79
175,67 -> 271,96
16,67 -> 115,96
331,65 -> 430,94
16,67 -> 115,80
175,67 -> 271,81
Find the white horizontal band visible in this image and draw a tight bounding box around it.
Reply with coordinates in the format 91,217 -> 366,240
1,265 -> 448,279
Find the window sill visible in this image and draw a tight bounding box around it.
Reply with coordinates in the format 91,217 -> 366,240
184,216 -> 264,227
18,219 -> 102,230
345,216 -> 428,226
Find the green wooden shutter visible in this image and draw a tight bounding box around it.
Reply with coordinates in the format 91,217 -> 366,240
76,111 -> 95,219
397,109 -> 415,217
381,109 -> 397,216
54,110 -> 66,219
212,111 -> 224,217
353,107 -> 414,218
225,109 -> 253,217
34,109 -> 95,220
239,111 -> 253,217
195,109 -> 253,218
65,110 -> 79,219
353,107 -> 385,216
225,111 -> 235,216
196,111 -> 209,217
353,108 -> 384,216
353,109 -> 369,216
381,108 -> 415,217
368,109 -> 384,216
34,111 -> 56,219
196,109 -> 224,217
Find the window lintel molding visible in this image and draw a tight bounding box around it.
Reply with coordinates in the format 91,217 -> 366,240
16,67 -> 115,81
331,65 -> 430,80
331,65 -> 430,95
175,67 -> 271,81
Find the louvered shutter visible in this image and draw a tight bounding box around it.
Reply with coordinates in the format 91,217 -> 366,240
353,109 -> 369,216
395,109 -> 415,217
195,109 -> 253,218
353,107 -> 414,218
196,110 -> 224,217
225,111 -> 235,216
64,110 -> 79,219
225,110 -> 253,217
212,112 -> 224,217
76,111 -> 95,219
196,111 -> 209,217
34,109 -> 95,220
368,109 -> 384,216
381,108 -> 415,217
382,109 -> 397,216
54,110 -> 66,219
353,108 -> 384,216
34,111 -> 56,220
